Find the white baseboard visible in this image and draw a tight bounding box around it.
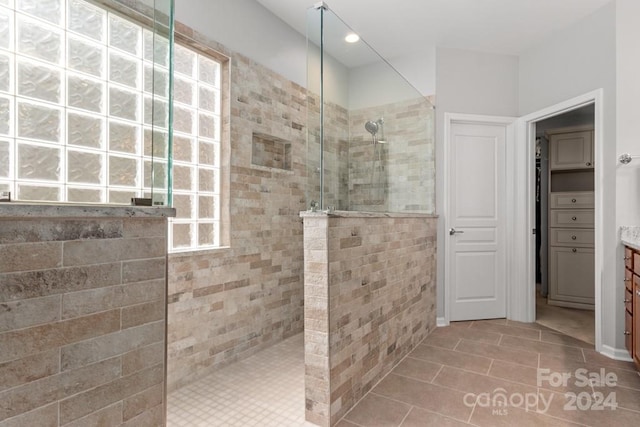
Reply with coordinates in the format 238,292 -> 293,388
436,317 -> 448,327
600,344 -> 633,362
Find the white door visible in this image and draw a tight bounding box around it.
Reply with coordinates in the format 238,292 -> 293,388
448,122 -> 507,321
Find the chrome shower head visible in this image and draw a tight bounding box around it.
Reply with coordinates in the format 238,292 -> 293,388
365,120 -> 379,136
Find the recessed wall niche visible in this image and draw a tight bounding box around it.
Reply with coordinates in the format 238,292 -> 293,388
251,132 -> 291,171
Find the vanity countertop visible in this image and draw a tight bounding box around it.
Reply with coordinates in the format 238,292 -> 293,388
621,226 -> 640,251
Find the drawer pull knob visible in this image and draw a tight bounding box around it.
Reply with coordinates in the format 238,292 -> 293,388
572,198 -> 577,203
571,216 -> 577,221
571,235 -> 577,240
624,331 -> 631,336
572,248 -> 577,253
624,256 -> 632,260
637,290 -> 640,297
624,298 -> 631,303
624,278 -> 631,282
586,162 -> 592,166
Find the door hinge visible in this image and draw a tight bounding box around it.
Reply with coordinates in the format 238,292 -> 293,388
532,228 -> 536,235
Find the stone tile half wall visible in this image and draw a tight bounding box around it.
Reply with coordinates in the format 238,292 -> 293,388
302,213 -> 437,426
0,215 -> 169,427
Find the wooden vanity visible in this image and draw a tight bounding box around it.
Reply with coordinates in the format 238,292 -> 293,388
623,240 -> 640,368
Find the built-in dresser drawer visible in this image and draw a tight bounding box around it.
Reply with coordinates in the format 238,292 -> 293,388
635,252 -> 640,276
550,229 -> 594,247
626,268 -> 634,292
626,288 -> 634,314
550,192 -> 594,209
626,247 -> 634,270
549,210 -> 595,228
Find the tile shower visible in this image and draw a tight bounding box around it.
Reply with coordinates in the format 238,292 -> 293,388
0,1 -> 438,427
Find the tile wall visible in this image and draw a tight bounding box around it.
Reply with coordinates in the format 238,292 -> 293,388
0,208 -> 171,426
348,98 -> 436,213
302,213 -> 438,426
166,25 -> 307,392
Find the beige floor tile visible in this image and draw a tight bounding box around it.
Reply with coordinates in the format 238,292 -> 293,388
420,334 -> 460,350
429,326 -> 501,345
409,344 -> 492,374
499,335 -> 584,361
538,388 -> 640,426
469,322 -> 542,340
372,374 -> 473,422
400,407 -> 471,427
536,294 -> 595,345
474,318 -> 508,325
611,385 -> 640,412
447,321 -> 475,329
582,349 -> 638,371
432,365 -> 538,407
489,360 -> 541,387
470,404 -> 582,426
538,353 -> 640,393
343,393 -> 411,427
507,319 -> 555,331
391,357 -> 442,383
456,339 -> 539,368
540,330 -> 594,350
601,367 -> 640,391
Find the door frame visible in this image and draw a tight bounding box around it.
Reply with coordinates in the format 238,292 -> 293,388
513,89 -> 603,353
442,90 -> 603,354
443,113 -> 516,324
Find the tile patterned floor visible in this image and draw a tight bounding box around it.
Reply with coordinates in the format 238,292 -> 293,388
168,320 -> 640,427
339,319 -> 640,427
167,333 -> 312,427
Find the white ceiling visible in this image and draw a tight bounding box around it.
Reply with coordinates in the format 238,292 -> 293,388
256,0 -> 613,67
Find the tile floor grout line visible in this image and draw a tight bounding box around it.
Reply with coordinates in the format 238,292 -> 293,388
367,393 -> 473,426
334,331 -> 436,426
465,397 -> 477,424
396,406 -> 414,427
452,337 -> 462,351
486,358 -> 495,376
431,363 -> 445,383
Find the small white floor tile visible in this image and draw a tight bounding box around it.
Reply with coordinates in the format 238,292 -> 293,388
167,333 -> 307,426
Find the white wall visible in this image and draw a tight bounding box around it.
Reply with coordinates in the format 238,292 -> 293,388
616,0 -> 640,354
518,4 -> 616,117
348,60 -> 424,111
347,49 -> 437,110
518,2 -> 620,351
434,47 -> 520,318
174,0 -> 306,85
389,50 -> 437,98
616,0 -> 640,225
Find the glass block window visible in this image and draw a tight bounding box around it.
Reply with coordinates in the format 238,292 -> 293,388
0,0 -> 222,251
168,44 -> 222,251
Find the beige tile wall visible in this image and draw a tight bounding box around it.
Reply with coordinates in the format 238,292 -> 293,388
303,213 -> 437,426
166,26 -> 307,392
0,216 -> 169,426
349,98 -> 436,213
306,97 -> 351,210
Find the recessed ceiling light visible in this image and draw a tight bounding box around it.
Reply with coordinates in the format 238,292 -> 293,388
345,33 -> 360,43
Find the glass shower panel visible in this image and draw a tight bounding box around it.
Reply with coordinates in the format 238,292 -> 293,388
306,4 -> 435,213
0,0 -> 174,206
